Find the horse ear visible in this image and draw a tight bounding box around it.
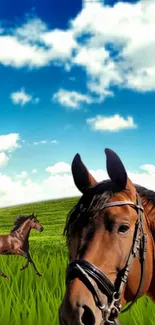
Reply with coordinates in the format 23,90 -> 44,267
105,148 -> 128,189
31,212 -> 34,219
71,153 -> 97,193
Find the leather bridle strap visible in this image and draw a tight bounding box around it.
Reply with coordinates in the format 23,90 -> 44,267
103,194 -> 146,310
116,195 -> 147,313
67,259 -> 115,303
103,200 -> 144,211
120,232 -> 147,313
67,261 -> 113,309
67,260 -> 121,324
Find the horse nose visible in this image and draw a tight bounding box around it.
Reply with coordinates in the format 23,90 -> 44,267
40,226 -> 44,232
59,303 -> 96,325
80,305 -> 95,325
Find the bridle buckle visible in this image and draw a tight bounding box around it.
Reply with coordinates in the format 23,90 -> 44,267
101,292 -> 121,325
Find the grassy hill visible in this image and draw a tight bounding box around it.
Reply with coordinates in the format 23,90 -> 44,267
0,197 -> 79,325
0,197 -> 155,325
0,196 -> 79,248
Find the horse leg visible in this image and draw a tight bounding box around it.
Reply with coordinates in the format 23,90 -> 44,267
17,249 -> 42,277
0,269 -> 8,280
16,249 -> 29,271
27,252 -> 42,278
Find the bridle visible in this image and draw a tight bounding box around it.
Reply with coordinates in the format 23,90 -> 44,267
66,193 -> 147,324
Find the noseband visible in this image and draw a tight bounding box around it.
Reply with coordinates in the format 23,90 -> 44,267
66,193 -> 147,324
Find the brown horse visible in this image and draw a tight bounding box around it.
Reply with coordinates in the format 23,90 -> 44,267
59,148 -> 155,325
0,213 -> 44,279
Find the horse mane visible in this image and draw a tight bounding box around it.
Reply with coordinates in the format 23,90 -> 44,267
10,214 -> 35,233
135,184 -> 155,203
64,180 -> 155,245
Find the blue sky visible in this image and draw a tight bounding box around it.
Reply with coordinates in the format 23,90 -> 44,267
0,0 -> 155,207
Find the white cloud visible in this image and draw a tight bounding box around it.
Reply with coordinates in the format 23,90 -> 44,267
0,152 -> 9,168
127,170 -> 155,193
0,173 -> 43,207
11,88 -> 32,106
10,88 -> 40,106
0,134 -> 21,169
140,164 -> 155,174
0,172 -> 78,207
32,168 -> 37,174
33,139 -> 58,145
2,160 -> 155,207
15,18 -> 47,43
0,18 -> 77,69
15,171 -> 28,179
0,34 -> 52,68
1,2 -> 155,98
51,140 -> 59,144
33,140 -> 48,145
53,89 -> 92,108
73,45 -> 119,100
86,114 -> 137,132
46,162 -> 71,174
41,29 -> 77,61
71,0 -> 155,94
0,133 -> 20,152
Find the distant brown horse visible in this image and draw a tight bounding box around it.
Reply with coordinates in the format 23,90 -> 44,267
0,213 -> 44,279
59,148 -> 155,325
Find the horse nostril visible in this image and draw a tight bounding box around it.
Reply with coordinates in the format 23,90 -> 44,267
81,305 -> 95,325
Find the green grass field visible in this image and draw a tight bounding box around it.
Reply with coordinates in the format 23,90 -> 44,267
0,197 -> 155,325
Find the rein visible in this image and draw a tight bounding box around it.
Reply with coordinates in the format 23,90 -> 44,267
66,193 -> 147,324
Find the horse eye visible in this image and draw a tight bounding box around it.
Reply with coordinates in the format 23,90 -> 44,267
118,224 -> 129,234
